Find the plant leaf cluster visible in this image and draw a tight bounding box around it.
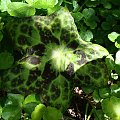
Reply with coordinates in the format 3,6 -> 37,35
0,0 -> 120,120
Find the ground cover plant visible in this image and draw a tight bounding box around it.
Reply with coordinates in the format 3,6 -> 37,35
0,0 -> 120,120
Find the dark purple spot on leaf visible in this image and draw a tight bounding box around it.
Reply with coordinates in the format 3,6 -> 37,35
28,56 -> 40,65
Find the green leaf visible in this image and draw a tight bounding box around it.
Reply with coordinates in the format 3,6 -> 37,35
110,84 -> 120,97
115,50 -> 120,75
93,109 -> 105,120
57,0 -> 63,6
72,0 -> 79,11
7,2 -> 36,17
0,105 -> 2,119
115,36 -> 120,48
0,0 -> 11,12
43,106 -> 63,120
24,103 -> 38,115
7,93 -> 24,106
2,94 -> 24,120
102,96 -> 120,120
31,104 -> 46,120
99,88 -> 111,99
101,0 -> 112,9
83,8 -> 95,19
82,86 -> 94,94
86,0 -> 100,7
23,94 -> 40,105
92,89 -> 102,103
0,52 -> 14,69
0,31 -> 3,42
105,54 -> 115,71
2,106 -> 21,120
32,0 -> 58,9
101,22 -> 111,30
112,9 -> 120,18
80,30 -> 93,42
23,94 -> 40,115
108,32 -> 119,42
47,4 -> 61,15
82,8 -> 98,29
72,12 -> 83,22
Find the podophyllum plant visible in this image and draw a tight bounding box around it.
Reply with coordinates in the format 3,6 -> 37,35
0,0 -> 120,120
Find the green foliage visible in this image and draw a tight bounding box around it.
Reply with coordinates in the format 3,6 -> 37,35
0,0 -> 60,17
29,0 -> 58,9
43,106 -> 63,120
0,52 -> 14,69
2,93 -> 24,120
31,104 -> 46,120
110,84 -> 120,98
108,32 -> 120,48
115,50 -> 120,75
0,31 -> 3,42
0,93 -> 63,120
7,2 -> 36,17
102,96 -> 120,120
82,8 -> 98,29
108,32 -> 119,42
0,0 -> 120,119
31,105 -> 63,120
0,0 -> 11,12
23,94 -> 40,115
0,105 -> 2,119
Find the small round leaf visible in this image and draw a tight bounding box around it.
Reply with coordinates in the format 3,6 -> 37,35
108,32 -> 119,42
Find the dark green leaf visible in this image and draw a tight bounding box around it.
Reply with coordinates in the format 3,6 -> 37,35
24,102 -> 38,115
115,50 -> 120,75
72,12 -> 83,22
110,84 -> 120,97
0,31 -> 3,42
0,52 -> 14,69
80,30 -> 93,42
99,88 -> 111,99
92,89 -> 102,103
93,109 -> 105,120
2,94 -> 24,120
105,55 -> 115,71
